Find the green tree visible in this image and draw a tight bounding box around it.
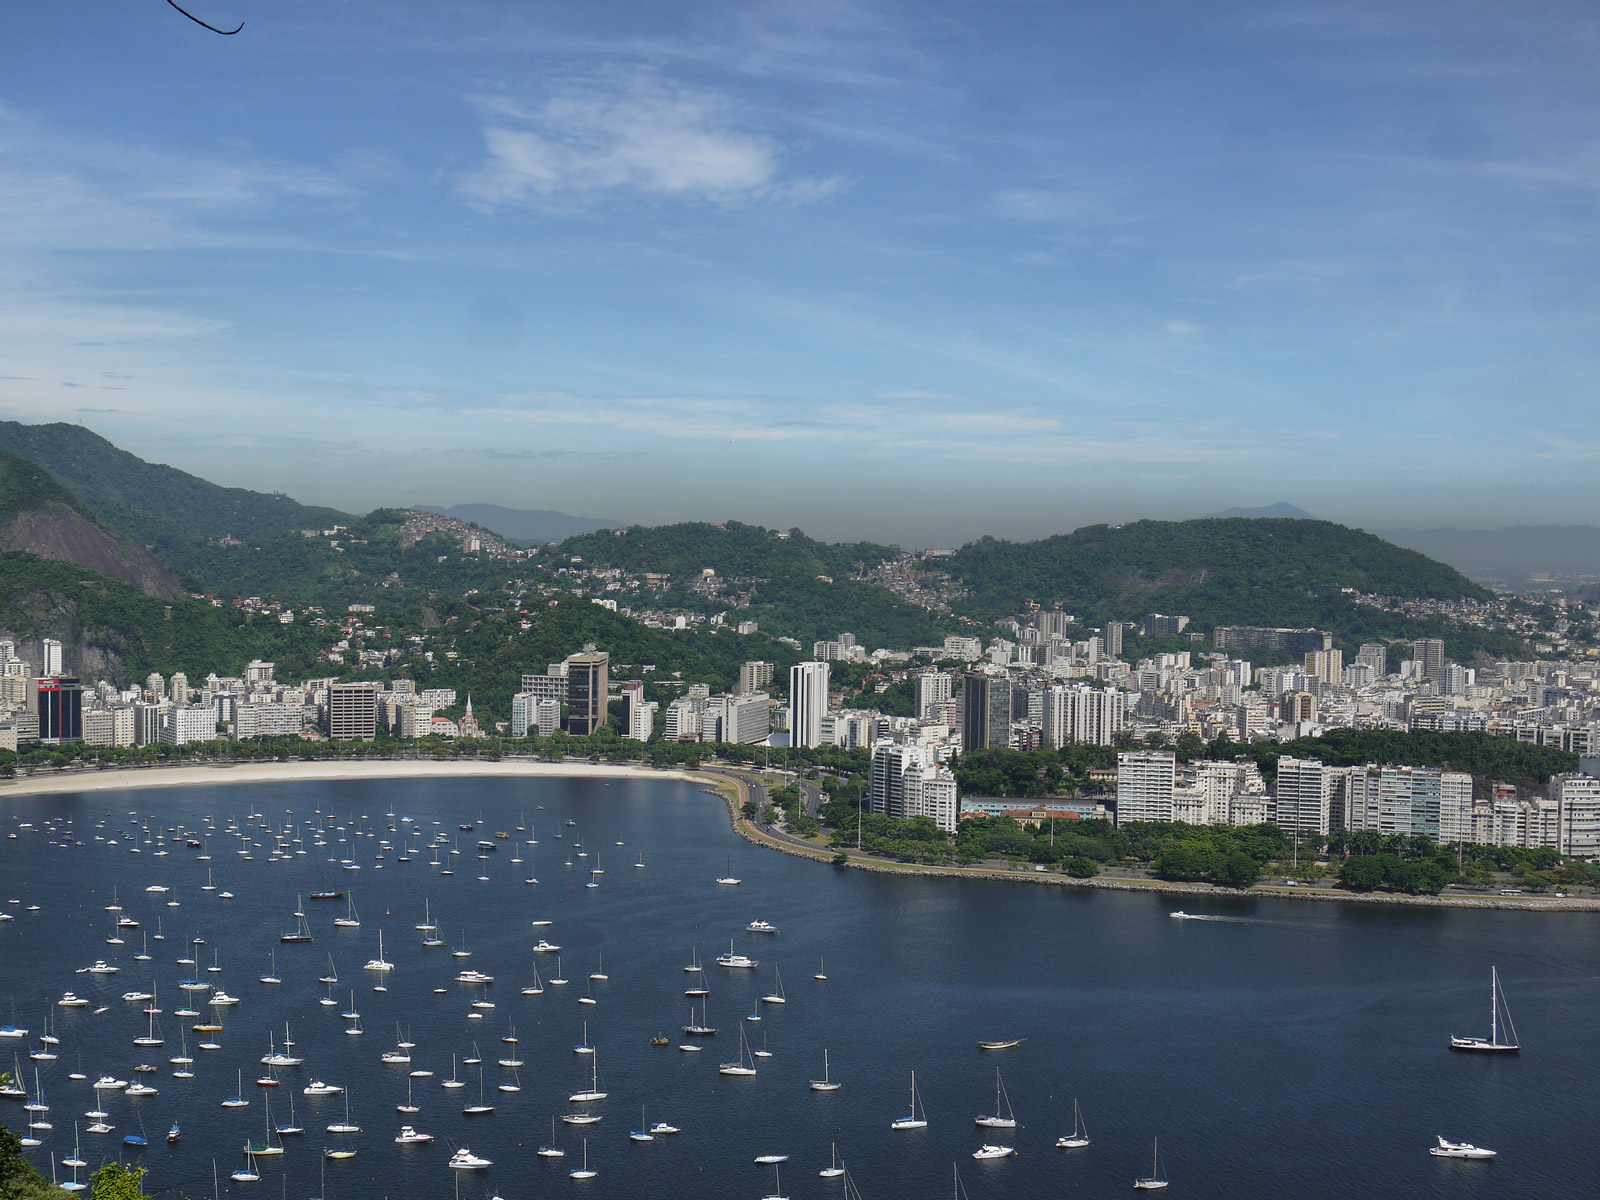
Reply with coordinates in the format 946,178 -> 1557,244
1215,852 -> 1261,888
90,1162 -> 147,1199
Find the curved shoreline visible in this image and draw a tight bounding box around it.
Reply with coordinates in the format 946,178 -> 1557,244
706,773 -> 1600,914
5,758 -> 1593,913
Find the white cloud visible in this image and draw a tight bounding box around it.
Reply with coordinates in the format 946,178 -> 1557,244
459,77 -> 830,208
1162,319 -> 1206,337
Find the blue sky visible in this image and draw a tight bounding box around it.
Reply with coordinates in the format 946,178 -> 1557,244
1,1 -> 1597,545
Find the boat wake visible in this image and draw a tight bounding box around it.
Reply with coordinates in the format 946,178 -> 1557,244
1169,911 -> 1251,923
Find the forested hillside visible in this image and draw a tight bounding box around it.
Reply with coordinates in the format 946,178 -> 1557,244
0,552 -> 326,682
0,421 -> 350,573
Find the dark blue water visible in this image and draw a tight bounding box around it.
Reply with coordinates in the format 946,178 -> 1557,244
1,773 -> 1596,1199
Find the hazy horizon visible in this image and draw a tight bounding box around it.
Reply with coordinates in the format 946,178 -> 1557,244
3,3 -> 1596,543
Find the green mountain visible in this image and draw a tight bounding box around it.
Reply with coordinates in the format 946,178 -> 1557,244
0,420 -> 350,577
548,521 -> 954,646
0,551 -> 325,683
944,518 -> 1514,657
0,449 -> 183,598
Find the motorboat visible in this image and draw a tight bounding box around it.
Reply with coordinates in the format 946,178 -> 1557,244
972,1145 -> 1014,1160
395,1125 -> 432,1144
449,1147 -> 491,1169
1430,1137 -> 1496,1159
746,919 -> 779,933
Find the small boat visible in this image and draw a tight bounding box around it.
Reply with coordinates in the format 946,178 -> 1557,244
334,895 -> 360,928
222,1069 -> 249,1108
760,1161 -> 786,1200
650,1120 -> 680,1135
820,1143 -> 845,1178
629,1107 -> 655,1142
569,1137 -> 595,1180
891,1070 -> 927,1129
166,1122 -> 180,1144
815,957 -> 827,981
230,1148 -> 260,1182
1430,1136 -> 1496,1159
395,1124 -> 432,1144
810,1048 -> 840,1091
650,1034 -> 669,1046
717,939 -> 758,969
363,930 -> 394,972
975,1068 -> 1017,1128
746,919 -> 779,933
972,1144 -> 1014,1160
755,1154 -> 789,1164
1134,1137 -> 1168,1189
1056,1098 -> 1091,1148
719,1028 -> 758,1077
1450,966 -> 1520,1053
978,1038 -> 1024,1051
537,1114 -> 566,1158
762,968 -> 787,1005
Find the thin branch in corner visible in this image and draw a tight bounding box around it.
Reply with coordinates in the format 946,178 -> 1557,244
166,0 -> 243,35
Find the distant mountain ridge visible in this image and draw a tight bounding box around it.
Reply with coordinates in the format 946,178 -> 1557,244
414,503 -> 622,544
1205,502 -> 1313,519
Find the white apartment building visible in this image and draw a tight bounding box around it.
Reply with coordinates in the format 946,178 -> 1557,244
1041,684 -> 1125,748
234,702 -> 304,739
1116,751 -> 1176,824
161,703 -> 218,746
869,742 -> 958,833
915,671 -> 953,721
1274,757 -> 1334,835
1555,773 -> 1600,859
789,661 -> 830,749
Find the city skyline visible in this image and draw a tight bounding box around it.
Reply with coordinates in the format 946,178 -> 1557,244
2,3 -> 1597,545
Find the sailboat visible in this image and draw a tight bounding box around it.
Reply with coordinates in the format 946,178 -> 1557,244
522,961 -> 545,996
810,1048 -> 841,1091
463,1066 -> 493,1114
276,1093 -> 303,1135
230,1147 -> 260,1183
569,1050 -> 606,1101
815,957 -> 827,981
326,1093 -> 360,1135
891,1070 -> 927,1129
259,950 -> 281,986
442,1054 -> 464,1089
1450,966 -> 1520,1052
222,1069 -> 248,1108
1056,1098 -> 1091,1148
819,1143 -> 844,1179
719,1027 -> 757,1077
590,953 -> 607,981
761,968 -> 787,1005
760,1161 -> 788,1200
1134,1138 -> 1169,1189
629,1107 -> 654,1141
363,930 -> 393,972
569,1137 -> 596,1179
538,1114 -> 567,1156
397,1078 -> 419,1114
334,894 -> 360,928
974,1067 -> 1016,1128
281,896 -> 313,942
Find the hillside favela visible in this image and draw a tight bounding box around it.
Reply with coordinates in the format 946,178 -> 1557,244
5,5 -> 1599,1200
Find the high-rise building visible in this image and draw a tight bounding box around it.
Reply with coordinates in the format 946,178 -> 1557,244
1274,757 -> 1331,835
326,683 -> 381,741
1555,774 -> 1600,860
1103,621 -> 1124,658
41,638 -> 63,676
959,672 -> 1010,752
1303,649 -> 1343,686
738,661 -> 774,695
1041,684 -> 1125,748
1413,638 -> 1446,681
170,672 -> 191,705
564,650 -> 610,736
914,671 -> 953,721
33,677 -> 83,744
1116,751 -> 1175,824
1356,643 -> 1388,677
145,672 -> 165,703
789,662 -> 830,749
869,742 -> 959,833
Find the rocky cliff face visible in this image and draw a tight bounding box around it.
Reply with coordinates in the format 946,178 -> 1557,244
2,503 -> 184,600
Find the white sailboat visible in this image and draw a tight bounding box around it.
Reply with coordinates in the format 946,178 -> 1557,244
974,1067 -> 1016,1128
1450,966 -> 1519,1053
1055,1098 -> 1090,1148
761,967 -> 787,1005
1134,1138 -> 1168,1189
569,1050 -> 606,1101
761,1161 -> 787,1200
810,1049 -> 841,1092
819,1143 -> 844,1179
537,1114 -> 565,1158
362,930 -> 393,972
569,1137 -> 596,1179
719,1027 -> 757,1077
890,1070 -> 927,1129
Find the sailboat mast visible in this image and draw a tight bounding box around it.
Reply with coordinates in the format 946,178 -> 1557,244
1490,966 -> 1497,1045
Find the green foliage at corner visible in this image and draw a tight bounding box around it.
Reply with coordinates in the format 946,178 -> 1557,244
88,1162 -> 145,1199
0,1118 -> 63,1199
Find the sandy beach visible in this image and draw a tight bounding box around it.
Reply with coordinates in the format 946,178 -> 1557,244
0,758 -> 702,799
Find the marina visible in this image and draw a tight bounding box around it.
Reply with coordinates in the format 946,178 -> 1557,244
0,771 -> 1593,1199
